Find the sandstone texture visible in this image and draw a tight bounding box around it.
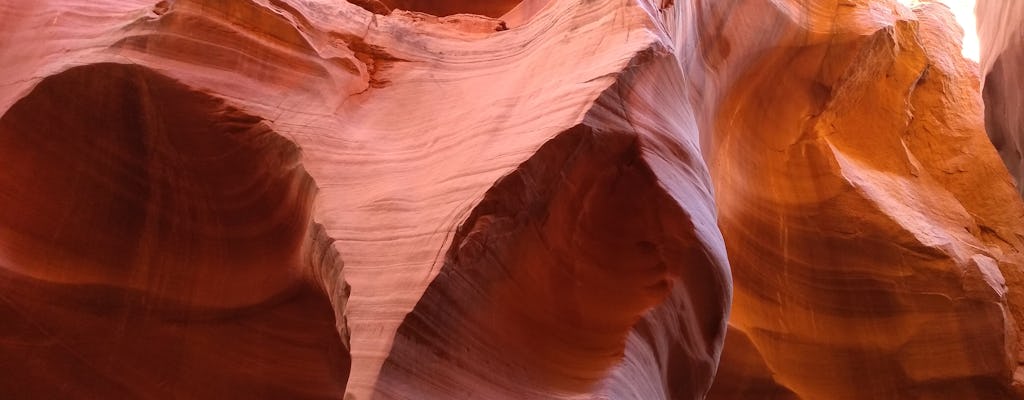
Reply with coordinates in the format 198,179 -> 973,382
978,0 -> 1024,195
0,0 -> 1022,399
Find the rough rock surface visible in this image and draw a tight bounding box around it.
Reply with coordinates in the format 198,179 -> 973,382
0,0 -> 1021,399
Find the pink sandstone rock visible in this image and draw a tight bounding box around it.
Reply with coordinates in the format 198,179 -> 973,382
0,0 -> 1021,399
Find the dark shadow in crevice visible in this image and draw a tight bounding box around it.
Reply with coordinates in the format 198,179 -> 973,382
377,125 -> 710,399
373,0 -> 526,18
0,63 -> 349,399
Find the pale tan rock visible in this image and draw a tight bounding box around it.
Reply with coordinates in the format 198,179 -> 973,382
978,0 -> 1024,196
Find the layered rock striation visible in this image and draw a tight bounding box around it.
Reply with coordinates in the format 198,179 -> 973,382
0,0 -> 1022,399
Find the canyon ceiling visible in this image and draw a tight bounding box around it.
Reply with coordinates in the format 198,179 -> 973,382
1,0 -> 1024,399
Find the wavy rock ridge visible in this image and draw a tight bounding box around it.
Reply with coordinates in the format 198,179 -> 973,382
0,0 -> 1022,399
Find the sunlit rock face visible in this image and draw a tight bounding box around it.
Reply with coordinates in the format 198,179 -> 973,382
703,2 -> 1024,398
0,0 -> 1021,399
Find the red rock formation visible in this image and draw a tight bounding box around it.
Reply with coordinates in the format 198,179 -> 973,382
0,0 -> 1021,399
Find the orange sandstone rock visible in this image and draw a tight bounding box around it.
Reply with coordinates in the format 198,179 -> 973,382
706,2 -> 1024,398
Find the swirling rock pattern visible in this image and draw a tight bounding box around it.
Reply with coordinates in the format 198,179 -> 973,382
0,0 -> 1021,399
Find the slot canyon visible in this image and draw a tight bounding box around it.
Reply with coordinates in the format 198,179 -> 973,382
1,0 -> 1024,399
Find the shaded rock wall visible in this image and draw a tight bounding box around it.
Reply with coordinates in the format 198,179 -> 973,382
978,0 -> 1024,195
0,0 -> 1022,399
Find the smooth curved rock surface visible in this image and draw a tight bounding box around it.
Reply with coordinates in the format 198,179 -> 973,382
0,61 -> 349,399
704,2 -> 1024,398
0,0 -> 1022,399
978,0 -> 1024,195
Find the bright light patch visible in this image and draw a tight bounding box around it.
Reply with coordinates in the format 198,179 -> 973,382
898,0 -> 980,61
